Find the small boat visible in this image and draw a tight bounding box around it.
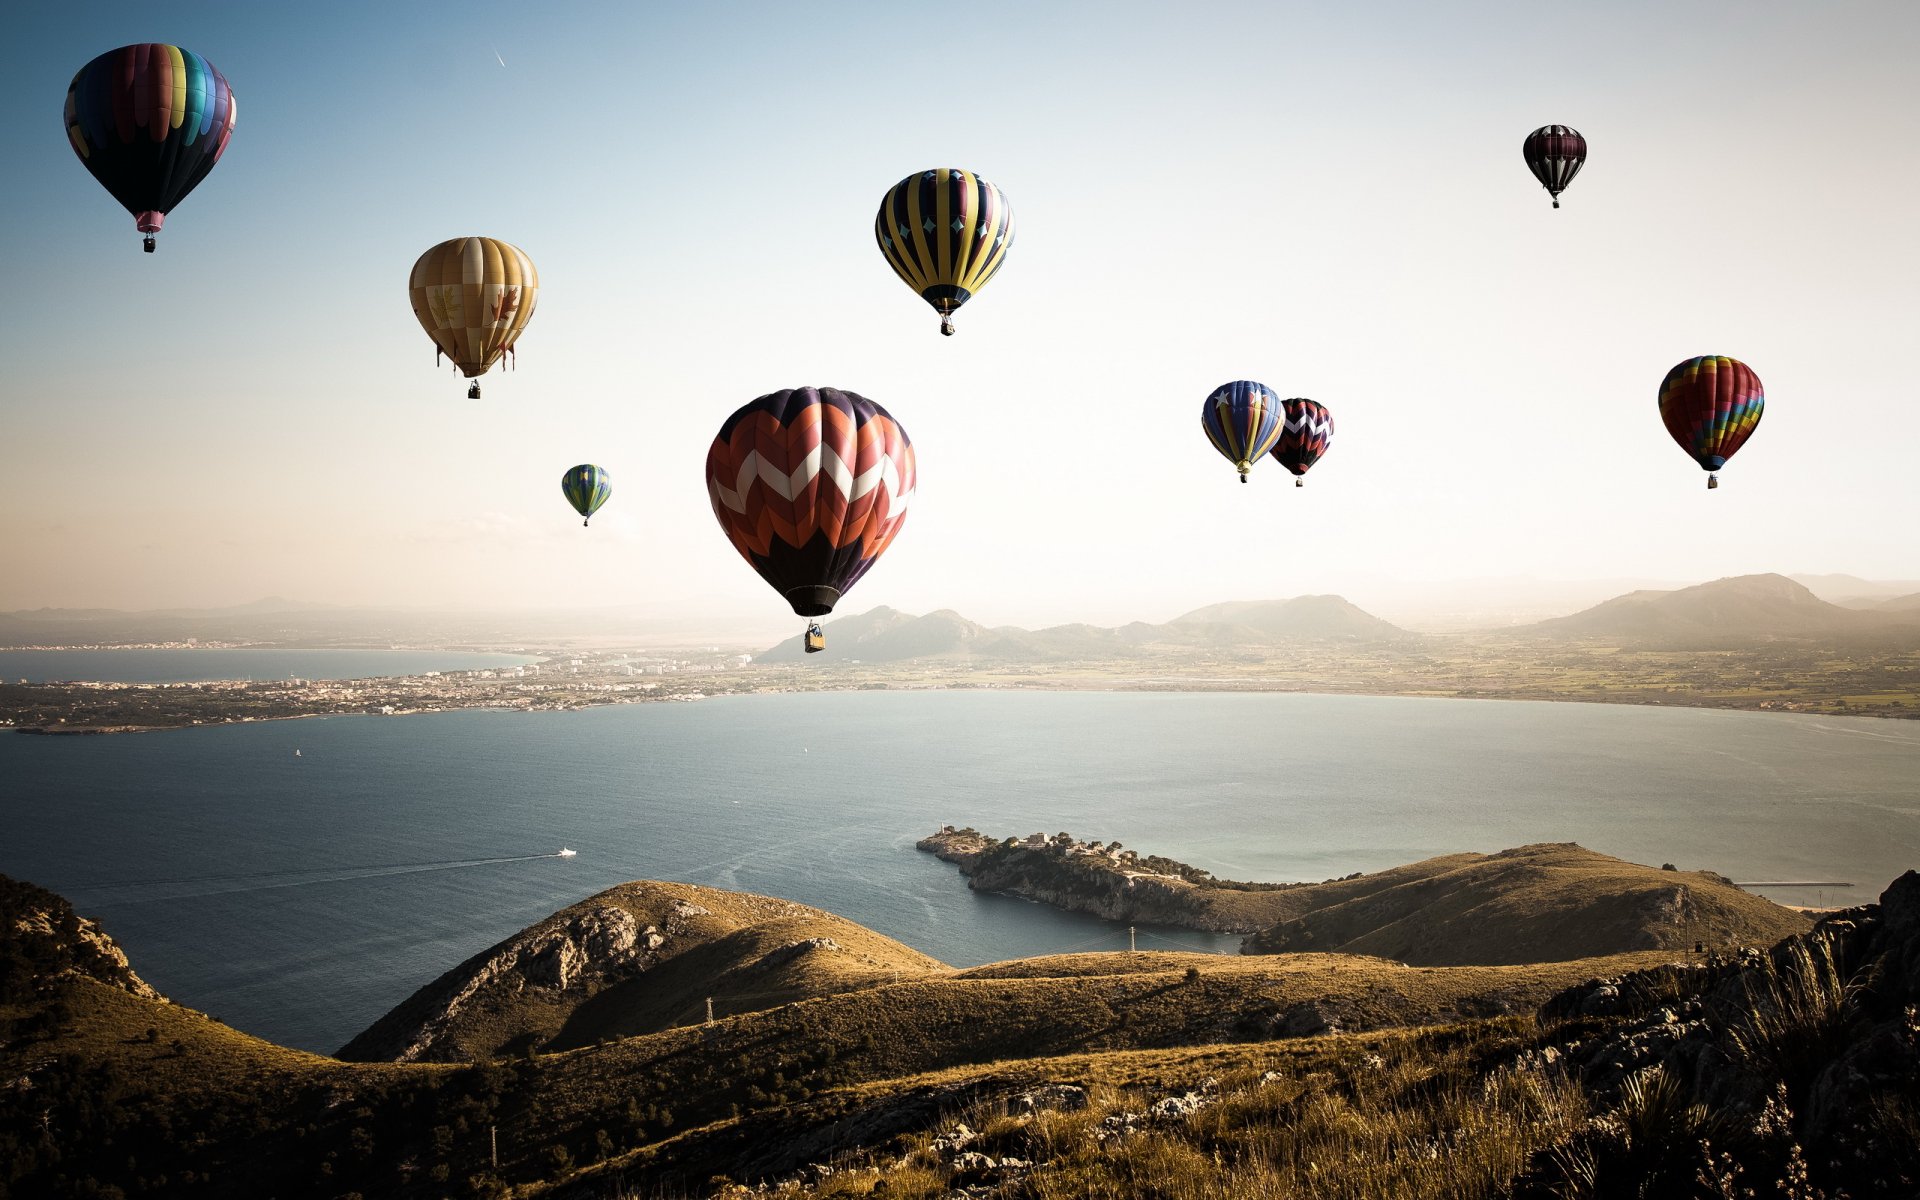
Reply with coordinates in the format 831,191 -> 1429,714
294,749 -> 302,757
557,848 -> 577,858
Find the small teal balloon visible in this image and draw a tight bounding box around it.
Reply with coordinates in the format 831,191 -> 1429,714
562,464 -> 611,527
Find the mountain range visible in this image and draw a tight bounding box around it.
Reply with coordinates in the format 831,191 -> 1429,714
1523,572 -> 1920,647
762,574 -> 1920,663
758,595 -> 1412,662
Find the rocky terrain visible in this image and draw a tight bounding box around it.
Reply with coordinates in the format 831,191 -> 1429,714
0,860 -> 1906,1199
338,880 -> 945,1062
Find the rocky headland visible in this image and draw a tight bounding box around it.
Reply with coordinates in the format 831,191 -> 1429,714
918,829 -> 1813,964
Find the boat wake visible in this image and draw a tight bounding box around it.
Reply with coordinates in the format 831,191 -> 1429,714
68,852 -> 576,906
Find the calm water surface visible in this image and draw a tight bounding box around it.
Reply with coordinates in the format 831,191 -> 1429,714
0,648 -> 539,683
2,690 -> 1915,1054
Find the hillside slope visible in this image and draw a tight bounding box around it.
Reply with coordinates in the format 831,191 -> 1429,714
337,880 -> 947,1062
1241,843 -> 1810,963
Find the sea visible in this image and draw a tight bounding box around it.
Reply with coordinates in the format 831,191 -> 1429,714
3,686 -> 1917,1055
0,648 -> 538,684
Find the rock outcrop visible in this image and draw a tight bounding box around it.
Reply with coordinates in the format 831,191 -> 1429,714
338,889 -> 705,1063
917,826 -> 1295,933
337,882 -> 946,1064
0,875 -> 159,1002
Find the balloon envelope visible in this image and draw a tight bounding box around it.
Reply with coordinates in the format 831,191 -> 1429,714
64,44 -> 237,240
1272,398 -> 1334,480
875,169 -> 1014,334
1201,381 -> 1286,481
1659,356 -> 1764,480
562,465 -> 611,523
409,238 -> 539,379
1523,125 -> 1586,208
706,388 -> 915,616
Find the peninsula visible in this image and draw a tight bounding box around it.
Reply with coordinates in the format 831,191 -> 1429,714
917,829 -> 1810,964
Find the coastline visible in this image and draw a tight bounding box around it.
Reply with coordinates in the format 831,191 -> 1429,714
12,669 -> 1920,736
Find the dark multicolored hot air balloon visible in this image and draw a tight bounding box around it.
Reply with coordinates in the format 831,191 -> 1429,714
562,464 -> 611,527
706,388 -> 916,652
1659,356 -> 1764,490
875,169 -> 1014,336
1523,125 -> 1586,209
408,238 -> 539,398
1201,381 -> 1285,484
64,44 -> 237,252
1272,398 -> 1334,487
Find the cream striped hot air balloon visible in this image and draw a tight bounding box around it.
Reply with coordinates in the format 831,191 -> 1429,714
408,237 -> 539,397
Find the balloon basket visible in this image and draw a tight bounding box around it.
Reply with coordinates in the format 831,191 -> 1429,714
143,236 -> 156,253
804,623 -> 826,654
467,381 -> 482,399
1707,474 -> 1719,490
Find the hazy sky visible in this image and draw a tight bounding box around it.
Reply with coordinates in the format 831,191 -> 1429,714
3,1 -> 1917,635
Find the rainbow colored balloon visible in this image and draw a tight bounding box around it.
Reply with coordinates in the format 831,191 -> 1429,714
1201,381 -> 1285,484
1658,356 -> 1764,490
64,44 -> 237,252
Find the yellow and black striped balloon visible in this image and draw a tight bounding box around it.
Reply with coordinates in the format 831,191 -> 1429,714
874,168 -> 1013,336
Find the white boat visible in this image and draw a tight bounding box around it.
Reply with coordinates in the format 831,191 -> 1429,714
294,749 -> 302,757
557,848 -> 577,857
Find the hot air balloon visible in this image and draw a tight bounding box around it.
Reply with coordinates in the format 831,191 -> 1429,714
408,238 -> 539,398
1272,398 -> 1334,487
562,465 -> 611,527
875,169 -> 1013,336
1658,356 -> 1764,490
706,388 -> 915,653
1201,381 -> 1285,484
1523,125 -> 1586,209
64,44 -> 237,252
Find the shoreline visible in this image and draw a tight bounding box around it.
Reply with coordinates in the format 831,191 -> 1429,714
11,673 -> 1920,737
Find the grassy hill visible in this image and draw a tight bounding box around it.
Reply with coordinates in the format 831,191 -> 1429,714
337,880 -> 945,1063
2,864 -> 1894,1200
1240,843 -> 1810,963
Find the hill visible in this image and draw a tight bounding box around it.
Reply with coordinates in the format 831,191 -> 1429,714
759,595 -> 1412,662
1238,843 -> 1810,963
337,880 -> 946,1062
1525,573 -> 1887,646
591,873 -> 1920,1200
920,830 -> 1811,961
1169,594 -> 1411,642
2,867 -> 1906,1199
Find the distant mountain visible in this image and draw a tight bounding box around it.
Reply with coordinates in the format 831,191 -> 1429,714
1171,595 -> 1409,642
759,596 -> 1413,662
1789,573 -> 1920,604
1526,573 -> 1887,645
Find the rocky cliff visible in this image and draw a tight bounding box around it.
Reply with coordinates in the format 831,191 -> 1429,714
0,875 -> 159,1003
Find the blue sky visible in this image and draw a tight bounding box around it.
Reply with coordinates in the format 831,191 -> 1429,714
3,1 -> 1917,633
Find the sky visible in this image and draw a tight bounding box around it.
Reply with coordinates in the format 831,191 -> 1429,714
2,1 -> 1917,638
